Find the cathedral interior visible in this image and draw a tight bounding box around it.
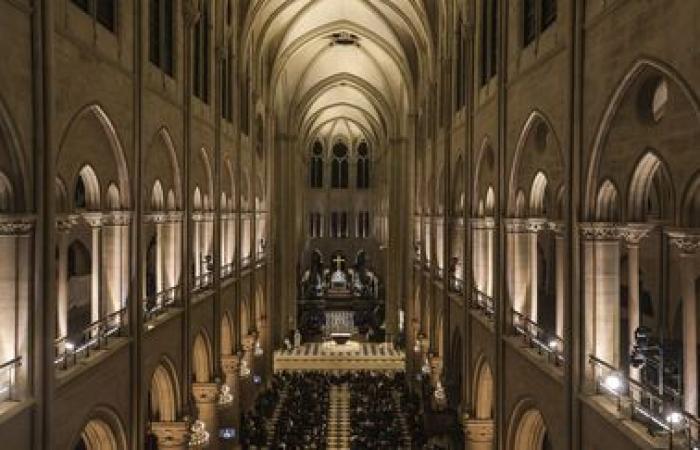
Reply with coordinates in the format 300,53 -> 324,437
0,0 -> 698,449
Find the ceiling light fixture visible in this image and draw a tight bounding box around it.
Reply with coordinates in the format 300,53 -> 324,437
329,31 -> 359,47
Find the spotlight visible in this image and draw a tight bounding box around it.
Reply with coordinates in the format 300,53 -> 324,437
666,411 -> 683,425
603,374 -> 622,392
64,342 -> 75,352
548,340 -> 558,350
413,342 -> 421,353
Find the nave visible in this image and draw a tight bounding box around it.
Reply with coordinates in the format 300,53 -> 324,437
240,371 -> 424,450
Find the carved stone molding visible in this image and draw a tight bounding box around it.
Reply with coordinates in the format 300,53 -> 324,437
462,417 -> 495,443
526,218 -> 548,233
548,221 -> 566,236
167,211 -> 183,223
192,382 -> 219,405
470,217 -> 495,230
144,213 -> 168,224
56,214 -> 80,232
102,211 -> 132,226
82,212 -> 103,227
0,214 -> 36,236
579,222 -> 623,241
221,354 -> 240,375
150,421 -> 189,448
666,229 -> 700,255
619,223 -> 655,246
504,218 -> 529,233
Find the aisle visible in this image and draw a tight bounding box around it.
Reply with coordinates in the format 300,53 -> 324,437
326,383 -> 350,449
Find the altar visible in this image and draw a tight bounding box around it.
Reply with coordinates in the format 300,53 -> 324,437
273,341 -> 405,373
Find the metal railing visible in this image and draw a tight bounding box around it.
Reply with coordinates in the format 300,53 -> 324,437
221,262 -> 235,278
588,355 -> 700,449
511,310 -> 564,366
54,307 -> 128,370
448,275 -> 464,293
144,286 -> 180,322
471,289 -> 494,319
193,272 -> 214,291
0,357 -> 21,402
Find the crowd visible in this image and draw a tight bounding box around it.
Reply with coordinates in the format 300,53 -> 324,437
271,372 -> 330,448
348,372 -> 409,449
241,371 -> 428,449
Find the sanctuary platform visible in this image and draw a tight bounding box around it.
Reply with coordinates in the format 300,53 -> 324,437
273,341 -> 405,373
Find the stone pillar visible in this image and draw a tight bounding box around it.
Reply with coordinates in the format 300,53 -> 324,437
668,231 -> 700,416
621,225 -> 652,383
221,354 -> 241,445
463,416 -> 495,450
150,421 -> 190,450
506,220 -> 529,316
56,216 -> 76,340
485,220 -> 494,297
581,224 -> 622,368
156,220 -> 165,294
193,213 -> 202,283
85,213 -> 103,323
192,382 -> 219,444
551,223 -> 566,338
527,220 -> 547,324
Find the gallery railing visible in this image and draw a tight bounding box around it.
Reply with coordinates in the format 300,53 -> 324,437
143,285 -> 180,322
193,272 -> 214,291
221,262 -> 235,278
470,289 -> 494,319
448,275 -> 464,294
0,356 -> 21,402
589,355 -> 700,449
54,307 -> 128,369
511,310 -> 564,366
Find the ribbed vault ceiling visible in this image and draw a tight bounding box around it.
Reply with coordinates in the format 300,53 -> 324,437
243,0 -> 433,148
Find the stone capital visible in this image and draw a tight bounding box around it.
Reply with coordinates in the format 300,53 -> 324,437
150,421 -> 190,448
620,223 -> 655,246
144,212 -> 168,224
192,382 -> 219,405
0,214 -> 36,236
221,354 -> 240,375
548,221 -> 566,236
56,214 -> 80,232
82,212 -> 104,227
666,229 -> 700,255
579,222 -> 623,241
462,417 -> 495,443
526,218 -> 548,233
102,211 -> 132,226
470,217 -> 495,230
504,218 -> 530,233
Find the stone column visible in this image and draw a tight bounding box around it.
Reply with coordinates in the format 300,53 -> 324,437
527,219 -> 547,324
668,230 -> 700,416
150,421 -> 190,450
463,416 -> 495,450
221,354 -> 241,444
506,219 -> 529,316
581,224 -> 622,369
485,219 -> 494,297
621,224 -> 652,383
56,215 -> 77,340
193,213 -> 202,284
550,223 -> 566,338
84,213 -> 103,323
192,382 -> 219,444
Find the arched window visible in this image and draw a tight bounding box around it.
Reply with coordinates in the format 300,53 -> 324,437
149,0 -> 174,75
331,142 -> 348,188
356,142 -> 370,189
310,141 -> 324,188
542,0 -> 557,30
74,176 -> 87,209
358,211 -> 370,238
523,0 -> 536,46
193,1 -> 210,102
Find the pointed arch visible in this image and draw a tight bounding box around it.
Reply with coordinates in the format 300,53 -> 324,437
192,330 -> 213,383
473,355 -> 494,420
149,357 -> 180,422
584,58 -> 700,218
72,407 -> 127,450
626,150 -> 674,222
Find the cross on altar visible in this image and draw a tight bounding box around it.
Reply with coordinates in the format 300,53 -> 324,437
333,254 -> 345,271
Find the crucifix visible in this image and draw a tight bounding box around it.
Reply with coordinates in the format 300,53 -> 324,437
333,254 -> 345,271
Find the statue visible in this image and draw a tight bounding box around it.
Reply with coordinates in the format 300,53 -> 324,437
293,328 -> 301,348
